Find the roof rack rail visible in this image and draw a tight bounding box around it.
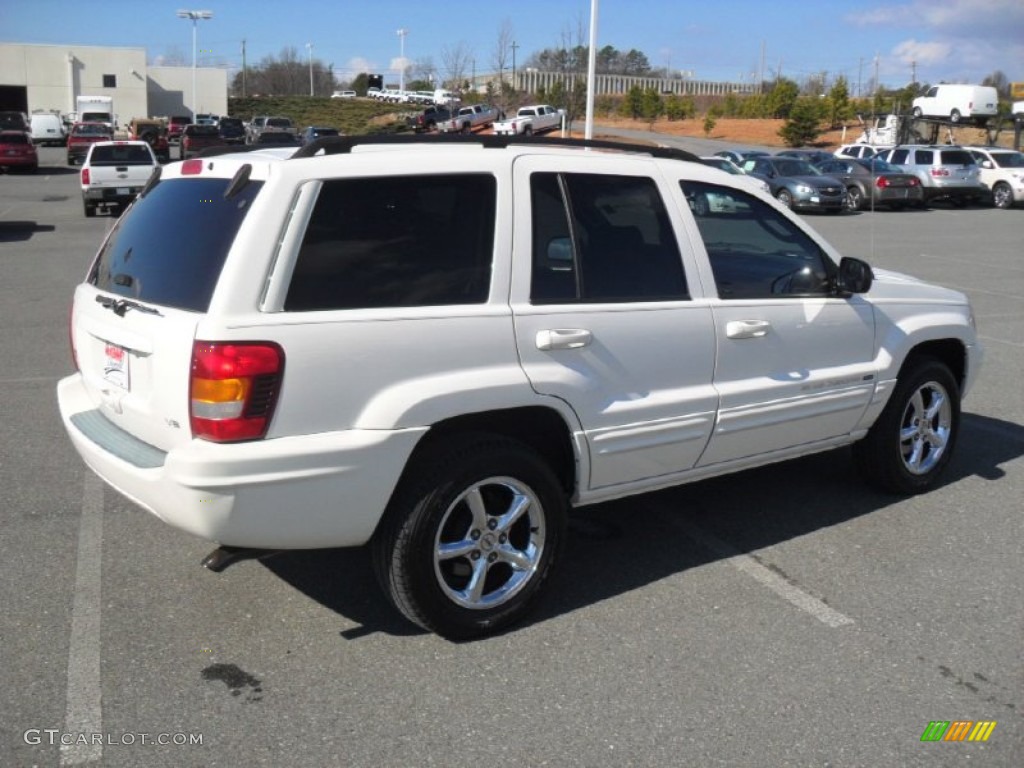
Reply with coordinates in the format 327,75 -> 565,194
290,133 -> 701,163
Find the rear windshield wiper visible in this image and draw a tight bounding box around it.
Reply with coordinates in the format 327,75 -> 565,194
95,294 -> 162,317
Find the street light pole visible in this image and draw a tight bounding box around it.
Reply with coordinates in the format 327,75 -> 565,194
396,28 -> 408,92
306,42 -> 314,96
176,9 -> 213,120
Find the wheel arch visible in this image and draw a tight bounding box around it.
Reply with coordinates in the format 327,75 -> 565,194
898,338 -> 967,393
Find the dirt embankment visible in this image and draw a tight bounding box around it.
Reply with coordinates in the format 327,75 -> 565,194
586,116 -> 1012,149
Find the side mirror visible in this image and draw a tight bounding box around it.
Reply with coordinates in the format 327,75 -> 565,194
837,256 -> 873,294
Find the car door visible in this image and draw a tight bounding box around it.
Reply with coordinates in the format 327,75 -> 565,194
511,157 -> 719,491
679,180 -> 876,466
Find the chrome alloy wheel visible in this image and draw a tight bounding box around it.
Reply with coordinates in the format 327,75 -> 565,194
433,477 -> 547,610
898,381 -> 952,475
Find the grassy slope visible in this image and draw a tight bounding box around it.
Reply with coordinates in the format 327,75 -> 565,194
227,96 -> 413,134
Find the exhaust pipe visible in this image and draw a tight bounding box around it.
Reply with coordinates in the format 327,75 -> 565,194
201,545 -> 283,573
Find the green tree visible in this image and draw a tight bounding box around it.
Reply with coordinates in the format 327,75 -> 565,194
350,72 -> 370,96
765,78 -> 800,118
703,114 -> 717,137
621,85 -> 644,119
778,97 -> 824,146
826,76 -> 852,128
640,87 -> 663,127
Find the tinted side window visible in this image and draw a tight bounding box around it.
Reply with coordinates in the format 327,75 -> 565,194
529,172 -> 687,304
90,178 -> 264,311
680,180 -> 834,299
286,174 -> 495,311
939,150 -> 974,165
888,149 -> 909,164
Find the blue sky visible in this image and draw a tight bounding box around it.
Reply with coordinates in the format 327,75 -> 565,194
3,0 -> 1022,90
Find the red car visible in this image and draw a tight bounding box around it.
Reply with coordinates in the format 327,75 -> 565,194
66,122 -> 113,165
167,115 -> 191,144
0,130 -> 38,173
179,124 -> 225,159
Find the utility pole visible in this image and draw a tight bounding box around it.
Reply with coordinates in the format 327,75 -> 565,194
306,43 -> 314,97
911,60 -> 917,85
873,53 -> 880,97
857,56 -> 863,99
241,39 -> 247,97
759,40 -> 766,93
396,28 -> 408,92
511,40 -> 519,92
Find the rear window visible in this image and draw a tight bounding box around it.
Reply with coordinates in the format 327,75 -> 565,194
186,125 -> 220,137
285,174 -> 495,311
1,132 -> 30,145
89,177 -> 264,312
89,145 -> 154,165
74,124 -> 111,137
938,150 -> 974,166
266,118 -> 291,128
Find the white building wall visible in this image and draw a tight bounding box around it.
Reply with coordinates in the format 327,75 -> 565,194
147,66 -> 227,118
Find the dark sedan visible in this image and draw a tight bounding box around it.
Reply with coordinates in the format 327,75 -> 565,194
815,157 -> 924,211
741,156 -> 846,213
298,126 -> 341,146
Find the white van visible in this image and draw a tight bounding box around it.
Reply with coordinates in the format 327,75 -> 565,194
912,84 -> 998,125
30,112 -> 65,145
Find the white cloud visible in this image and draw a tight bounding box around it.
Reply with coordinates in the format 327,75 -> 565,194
891,39 -> 951,67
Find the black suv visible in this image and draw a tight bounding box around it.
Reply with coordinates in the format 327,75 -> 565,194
218,117 -> 246,145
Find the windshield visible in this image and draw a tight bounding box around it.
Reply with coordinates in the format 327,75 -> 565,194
89,177 -> 264,312
774,159 -> 820,176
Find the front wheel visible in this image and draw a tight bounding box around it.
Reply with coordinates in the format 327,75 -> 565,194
853,358 -> 960,495
846,186 -> 865,211
992,182 -> 1013,209
373,434 -> 567,640
776,189 -> 794,208
950,109 -> 962,123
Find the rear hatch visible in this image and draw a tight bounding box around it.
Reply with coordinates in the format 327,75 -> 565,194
72,168 -> 265,452
933,149 -> 979,187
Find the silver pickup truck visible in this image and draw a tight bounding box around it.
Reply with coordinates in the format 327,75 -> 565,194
438,104 -> 499,133
492,104 -> 564,135
80,140 -> 158,217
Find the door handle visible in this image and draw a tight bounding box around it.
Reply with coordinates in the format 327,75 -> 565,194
536,329 -> 593,350
726,319 -> 772,339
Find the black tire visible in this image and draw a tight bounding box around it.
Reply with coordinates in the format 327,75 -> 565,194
992,182 -> 1013,210
776,189 -> 794,208
912,107 -> 923,119
846,186 -> 865,211
523,125 -> 534,136
83,200 -> 96,218
372,433 -> 567,640
853,357 -> 960,495
950,109 -> 961,124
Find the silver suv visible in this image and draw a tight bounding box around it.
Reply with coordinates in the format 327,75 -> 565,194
874,145 -> 985,207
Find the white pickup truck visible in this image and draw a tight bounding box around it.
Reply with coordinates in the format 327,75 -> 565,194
493,104 -> 565,135
80,140 -> 158,218
438,103 -> 500,133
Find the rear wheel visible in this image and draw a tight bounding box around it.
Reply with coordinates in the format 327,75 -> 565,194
854,358 -> 960,495
776,189 -> 794,208
83,200 -> 96,218
912,107 -> 923,119
950,109 -> 962,123
373,434 -> 567,640
523,125 -> 534,136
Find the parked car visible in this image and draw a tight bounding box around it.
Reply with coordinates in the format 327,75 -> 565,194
815,157 -> 924,211
128,118 -> 171,162
255,131 -> 302,148
166,115 -> 191,145
331,90 -> 357,99
714,149 -> 770,166
80,140 -> 158,217
0,110 -> 30,135
298,126 -> 341,145
964,146 -> 1024,209
260,116 -> 294,138
57,134 -> 980,640
217,117 -> 246,145
29,112 -> 65,146
742,155 -> 847,212
246,116 -> 269,144
834,144 -> 882,160
776,149 -> 834,164
180,123 -> 224,159
0,130 -> 38,173
66,121 -> 114,165
698,156 -> 771,193
873,145 -> 985,207
405,105 -> 453,133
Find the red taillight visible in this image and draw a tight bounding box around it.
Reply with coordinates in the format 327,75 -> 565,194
181,159 -> 203,175
81,167 -> 90,185
875,176 -> 890,188
190,341 -> 284,442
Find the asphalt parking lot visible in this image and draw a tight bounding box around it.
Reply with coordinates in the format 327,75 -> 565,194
1,144 -> 1021,767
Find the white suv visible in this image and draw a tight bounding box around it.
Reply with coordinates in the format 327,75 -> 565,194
965,145 -> 1024,209
58,136 -> 982,639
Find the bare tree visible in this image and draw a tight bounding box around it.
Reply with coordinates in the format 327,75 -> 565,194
440,42 -> 473,92
492,19 -> 514,90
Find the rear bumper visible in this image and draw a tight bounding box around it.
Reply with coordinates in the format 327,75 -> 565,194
57,374 -> 426,549
83,186 -> 143,204
922,185 -> 984,201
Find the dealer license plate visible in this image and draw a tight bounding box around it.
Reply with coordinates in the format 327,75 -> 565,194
103,342 -> 130,390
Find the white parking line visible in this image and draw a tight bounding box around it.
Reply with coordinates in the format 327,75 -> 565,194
666,512 -> 855,628
61,474 -> 103,766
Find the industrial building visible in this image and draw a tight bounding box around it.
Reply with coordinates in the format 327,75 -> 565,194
0,42 -> 227,125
